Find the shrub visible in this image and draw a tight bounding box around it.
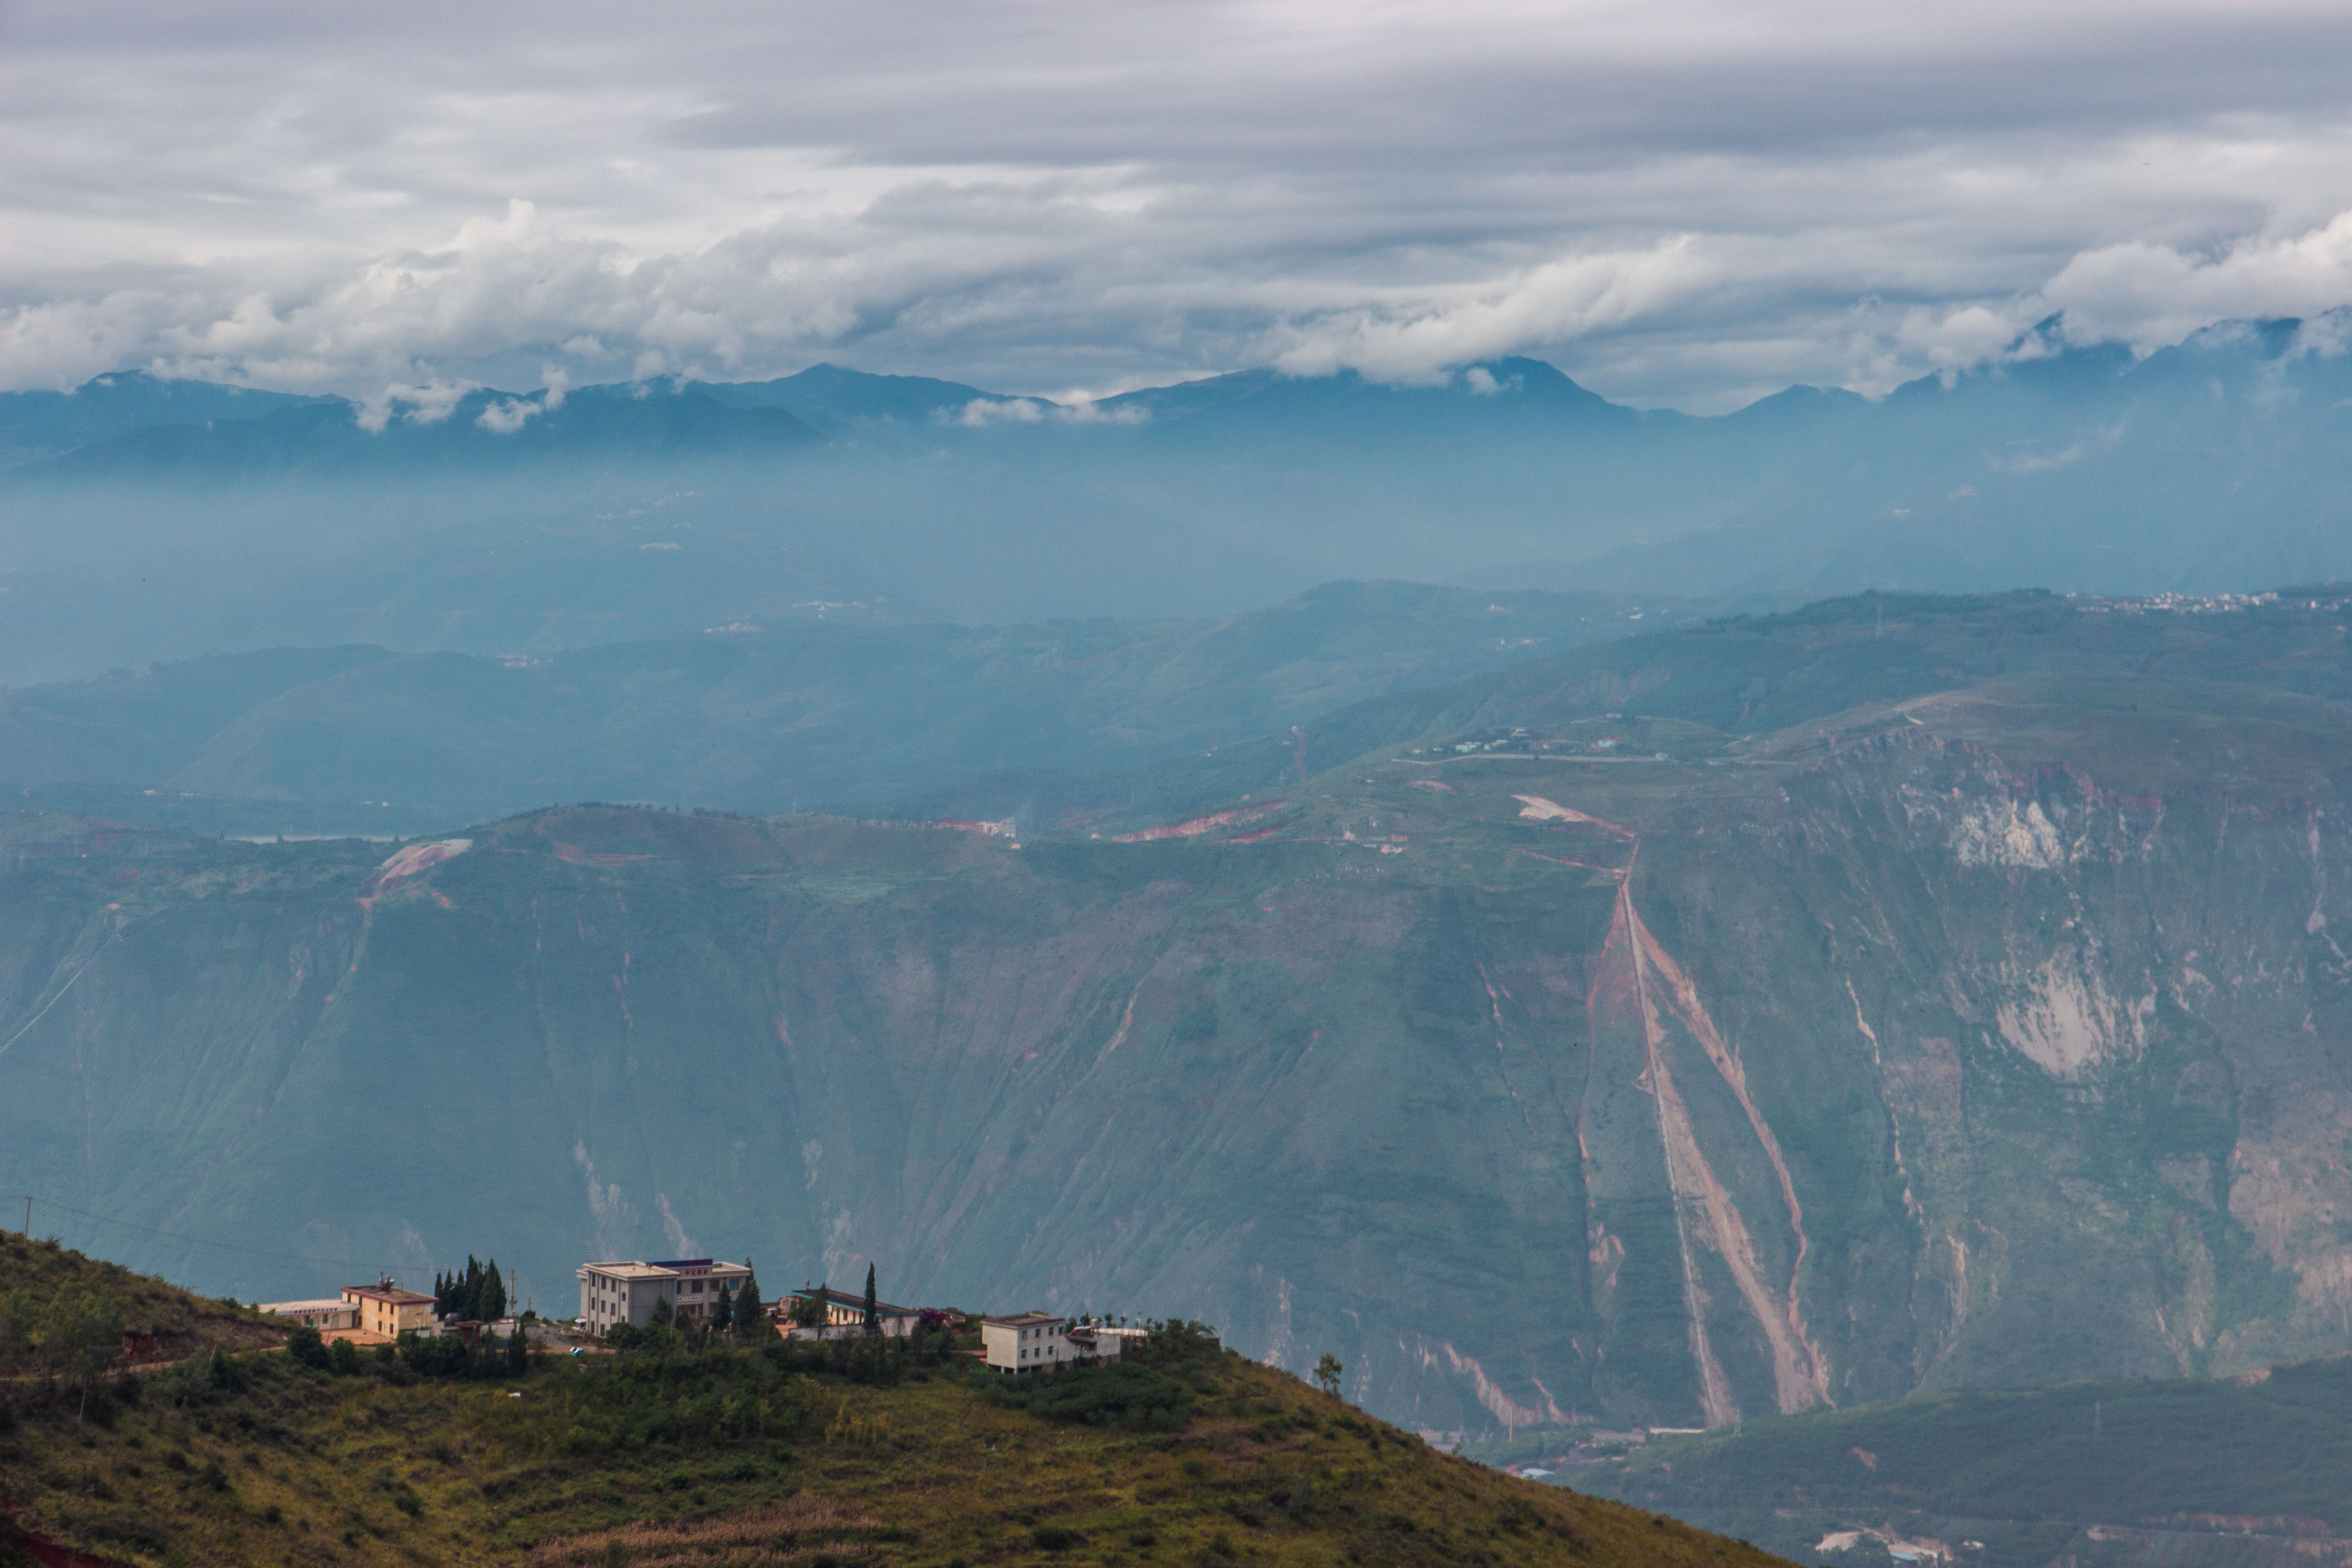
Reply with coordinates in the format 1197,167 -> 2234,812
1131,1318 -> 1223,1372
983,1363 -> 1191,1431
1031,1525 -> 1084,1550
286,1325 -> 330,1370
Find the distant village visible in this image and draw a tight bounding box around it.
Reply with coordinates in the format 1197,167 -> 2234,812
260,1254 -> 1148,1377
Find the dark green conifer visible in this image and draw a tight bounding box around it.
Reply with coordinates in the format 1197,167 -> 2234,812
736,1262 -> 763,1342
710,1277 -> 734,1335
480,1260 -> 507,1323
862,1264 -> 878,1336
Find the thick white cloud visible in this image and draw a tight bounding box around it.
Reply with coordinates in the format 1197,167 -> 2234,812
4,0 -> 2351,409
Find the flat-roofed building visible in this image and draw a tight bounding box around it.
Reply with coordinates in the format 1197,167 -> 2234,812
341,1278 -> 436,1337
258,1298 -> 359,1331
981,1312 -> 1074,1374
576,1258 -> 753,1332
782,1284 -> 921,1338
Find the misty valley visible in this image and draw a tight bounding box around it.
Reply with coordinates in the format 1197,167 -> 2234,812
3,352 -> 2349,1568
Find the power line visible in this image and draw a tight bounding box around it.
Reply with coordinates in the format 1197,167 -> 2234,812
12,1195 -> 401,1275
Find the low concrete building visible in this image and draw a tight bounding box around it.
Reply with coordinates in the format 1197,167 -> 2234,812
982,1312 -> 1126,1374
1065,1324 -> 1127,1362
341,1278 -> 436,1337
576,1258 -> 753,1332
782,1284 -> 921,1338
258,1298 -> 359,1332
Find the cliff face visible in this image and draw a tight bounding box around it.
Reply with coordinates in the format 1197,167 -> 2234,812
2,677 -> 2346,1438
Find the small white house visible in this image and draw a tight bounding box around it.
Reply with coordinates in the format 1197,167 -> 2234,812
982,1312 -> 1068,1373
980,1313 -> 1125,1374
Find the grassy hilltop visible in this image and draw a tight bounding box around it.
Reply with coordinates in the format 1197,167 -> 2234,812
0,1243 -> 1785,1568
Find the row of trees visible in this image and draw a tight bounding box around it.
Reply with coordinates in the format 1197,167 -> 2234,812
433,1255 -> 507,1323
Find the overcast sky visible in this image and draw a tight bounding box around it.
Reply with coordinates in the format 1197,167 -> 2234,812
5,0 -> 2352,410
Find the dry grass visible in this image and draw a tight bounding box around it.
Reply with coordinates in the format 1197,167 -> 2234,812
528,1495 -> 882,1566
5,1326 -> 1793,1568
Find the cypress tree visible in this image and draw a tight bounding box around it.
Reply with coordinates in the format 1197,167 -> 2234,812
506,1319 -> 529,1375
480,1260 -> 507,1324
736,1262 -> 763,1343
862,1264 -> 878,1337
710,1278 -> 734,1335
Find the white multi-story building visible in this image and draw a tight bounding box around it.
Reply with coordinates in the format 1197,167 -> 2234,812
980,1313 -> 1124,1374
576,1257 -> 753,1332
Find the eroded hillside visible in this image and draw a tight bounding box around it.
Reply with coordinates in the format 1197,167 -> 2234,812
2,674 -> 2347,1439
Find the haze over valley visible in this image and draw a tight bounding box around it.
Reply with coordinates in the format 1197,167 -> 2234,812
5,4 -> 2352,1564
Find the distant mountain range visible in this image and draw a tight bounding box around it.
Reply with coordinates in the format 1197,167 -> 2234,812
3,314 -> 2346,684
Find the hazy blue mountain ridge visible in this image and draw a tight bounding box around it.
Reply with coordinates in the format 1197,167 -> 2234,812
5,314 -> 2344,684
0,582 -> 1764,835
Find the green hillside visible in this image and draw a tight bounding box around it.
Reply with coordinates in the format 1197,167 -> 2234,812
1038,587 -> 2352,831
1515,1356 -> 2352,1568
0,1243 -> 1785,1568
0,581 -> 1757,836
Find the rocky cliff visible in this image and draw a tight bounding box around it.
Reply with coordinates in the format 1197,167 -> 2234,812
2,674 -> 2346,1440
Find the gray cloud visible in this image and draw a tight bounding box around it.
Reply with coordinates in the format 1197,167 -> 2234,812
5,0 -> 2351,409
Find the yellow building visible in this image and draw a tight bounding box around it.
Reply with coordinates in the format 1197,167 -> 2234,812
341,1277 -> 437,1338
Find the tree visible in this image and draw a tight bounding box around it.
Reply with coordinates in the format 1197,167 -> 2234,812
862,1264 -> 878,1337
735,1262 -> 764,1343
710,1277 -> 735,1335
790,1283 -> 825,1328
506,1319 -> 529,1375
44,1288 -> 126,1422
287,1324 -> 330,1370
0,1289 -> 38,1374
651,1296 -> 674,1329
1314,1352 -> 1344,1400
479,1259 -> 507,1323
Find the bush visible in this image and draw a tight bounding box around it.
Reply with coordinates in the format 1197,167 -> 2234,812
1130,1319 -> 1222,1371
286,1324 -> 330,1370
1031,1525 -> 1084,1550
985,1362 -> 1192,1431
327,1338 -> 360,1376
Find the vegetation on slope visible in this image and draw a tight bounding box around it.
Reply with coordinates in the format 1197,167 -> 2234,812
0,1244 -> 1788,1568
0,1232 -> 284,1367
5,649 -> 2352,1436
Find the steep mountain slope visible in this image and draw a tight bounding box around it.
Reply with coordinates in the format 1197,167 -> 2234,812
6,656 -> 2347,1439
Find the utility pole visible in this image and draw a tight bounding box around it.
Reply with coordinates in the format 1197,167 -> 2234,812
22,1196 -> 29,1235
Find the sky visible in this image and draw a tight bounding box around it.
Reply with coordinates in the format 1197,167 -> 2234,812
5,0 -> 2352,411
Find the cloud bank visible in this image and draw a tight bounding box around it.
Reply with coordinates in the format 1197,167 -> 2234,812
5,0 -> 2352,411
